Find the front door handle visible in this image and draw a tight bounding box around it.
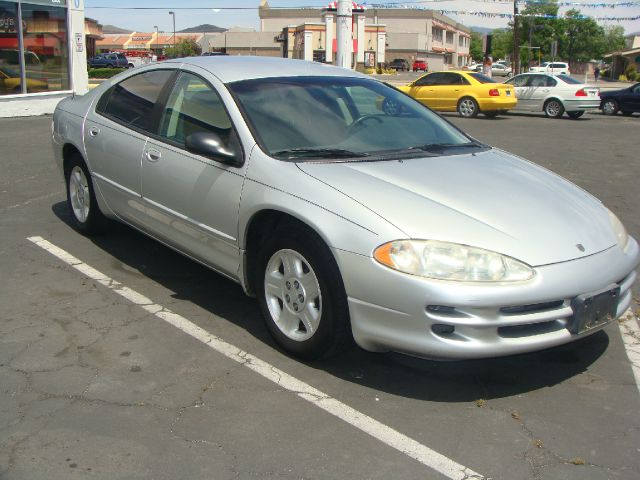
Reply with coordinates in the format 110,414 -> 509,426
88,126 -> 100,137
146,148 -> 161,162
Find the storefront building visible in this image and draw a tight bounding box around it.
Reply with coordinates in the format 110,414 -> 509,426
0,0 -> 87,117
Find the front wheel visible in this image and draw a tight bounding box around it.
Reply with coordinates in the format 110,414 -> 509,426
256,226 -> 352,360
65,155 -> 107,235
544,99 -> 565,118
601,99 -> 618,115
457,97 -> 479,118
567,110 -> 584,119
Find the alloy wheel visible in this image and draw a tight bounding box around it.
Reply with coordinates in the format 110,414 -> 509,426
264,249 -> 322,342
69,166 -> 90,223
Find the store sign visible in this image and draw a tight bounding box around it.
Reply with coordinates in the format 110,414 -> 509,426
0,15 -> 18,34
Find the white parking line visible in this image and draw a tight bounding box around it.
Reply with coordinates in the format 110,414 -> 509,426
27,236 -> 483,480
619,313 -> 640,395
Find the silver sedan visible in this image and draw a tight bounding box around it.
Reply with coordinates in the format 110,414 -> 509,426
52,57 -> 639,360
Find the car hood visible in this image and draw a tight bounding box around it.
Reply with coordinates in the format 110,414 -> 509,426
297,149 -> 617,266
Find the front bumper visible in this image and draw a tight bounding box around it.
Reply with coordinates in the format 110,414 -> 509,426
334,237 -> 639,359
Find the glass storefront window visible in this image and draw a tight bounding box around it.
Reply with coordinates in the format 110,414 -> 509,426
0,1 -> 21,95
0,0 -> 70,96
21,2 -> 69,93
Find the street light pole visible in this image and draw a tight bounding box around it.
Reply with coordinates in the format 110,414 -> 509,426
153,25 -> 158,54
169,11 -> 176,48
512,0 -> 519,75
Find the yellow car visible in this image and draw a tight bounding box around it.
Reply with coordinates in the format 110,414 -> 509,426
398,70 -> 517,118
0,66 -> 48,94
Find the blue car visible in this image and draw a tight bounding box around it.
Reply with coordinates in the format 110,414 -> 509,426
88,53 -> 129,69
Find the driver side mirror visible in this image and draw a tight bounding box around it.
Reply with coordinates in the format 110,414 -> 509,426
185,132 -> 242,167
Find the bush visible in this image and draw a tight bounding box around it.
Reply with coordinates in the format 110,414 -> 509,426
88,67 -> 126,79
364,67 -> 376,74
624,65 -> 637,81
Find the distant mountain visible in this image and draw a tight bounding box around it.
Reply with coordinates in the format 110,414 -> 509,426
470,26 -> 493,35
102,24 -> 132,34
179,24 -> 227,33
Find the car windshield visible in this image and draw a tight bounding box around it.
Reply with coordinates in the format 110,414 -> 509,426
557,75 -> 582,84
229,76 -> 478,160
468,73 -> 497,84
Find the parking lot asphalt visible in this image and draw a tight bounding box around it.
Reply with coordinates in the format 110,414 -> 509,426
1,112 -> 639,480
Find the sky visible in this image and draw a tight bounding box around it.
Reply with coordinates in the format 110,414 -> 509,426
85,1 -> 640,36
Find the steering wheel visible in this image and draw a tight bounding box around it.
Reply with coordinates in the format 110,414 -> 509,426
347,114 -> 384,134
381,97 -> 402,116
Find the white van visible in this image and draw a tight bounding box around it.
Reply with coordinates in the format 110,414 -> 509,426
529,62 -> 570,75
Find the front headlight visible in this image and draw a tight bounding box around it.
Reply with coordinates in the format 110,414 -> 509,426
374,240 -> 534,282
607,208 -> 629,251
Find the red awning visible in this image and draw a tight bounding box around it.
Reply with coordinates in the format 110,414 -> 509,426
332,39 -> 358,53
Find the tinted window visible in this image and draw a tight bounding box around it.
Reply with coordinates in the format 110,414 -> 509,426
545,76 -> 557,87
440,73 -> 469,85
468,73 -> 497,84
557,75 -> 581,85
414,73 -> 444,86
529,75 -> 549,87
98,70 -> 174,132
632,84 -> 640,94
550,63 -> 567,69
159,72 -> 234,147
506,75 -> 528,87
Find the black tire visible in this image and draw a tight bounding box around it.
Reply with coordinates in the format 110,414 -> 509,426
457,97 -> 479,118
544,99 -> 565,118
106,63 -> 114,68
601,99 -> 618,116
65,154 -> 108,235
567,110 -> 584,119
256,224 -> 352,360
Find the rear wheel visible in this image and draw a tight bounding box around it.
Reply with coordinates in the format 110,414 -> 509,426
544,99 -> 565,118
601,99 -> 618,115
457,97 -> 479,118
567,110 -> 584,119
65,154 -> 107,235
256,225 -> 352,360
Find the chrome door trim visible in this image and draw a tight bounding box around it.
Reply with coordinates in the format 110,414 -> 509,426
92,172 -> 142,198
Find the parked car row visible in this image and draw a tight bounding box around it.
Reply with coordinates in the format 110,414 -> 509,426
387,58 -> 428,72
52,56 -> 639,362
399,69 -> 640,119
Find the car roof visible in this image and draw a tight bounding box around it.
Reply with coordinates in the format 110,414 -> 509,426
164,56 -> 367,84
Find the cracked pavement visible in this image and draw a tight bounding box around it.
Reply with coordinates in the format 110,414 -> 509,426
1,114 -> 639,479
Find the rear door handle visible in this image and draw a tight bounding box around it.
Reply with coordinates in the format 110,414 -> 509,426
88,126 -> 100,137
146,148 -> 161,162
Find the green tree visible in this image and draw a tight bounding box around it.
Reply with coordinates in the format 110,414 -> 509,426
470,32 -> 483,62
490,29 -> 513,61
561,9 -> 606,64
165,38 -> 202,59
601,25 -> 626,54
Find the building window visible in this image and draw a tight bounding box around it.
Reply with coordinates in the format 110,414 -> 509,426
0,0 -> 69,96
0,1 -> 20,95
432,28 -> 442,44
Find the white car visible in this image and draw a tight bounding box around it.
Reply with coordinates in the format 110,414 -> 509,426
505,73 -> 600,118
491,63 -> 512,77
529,62 -> 570,75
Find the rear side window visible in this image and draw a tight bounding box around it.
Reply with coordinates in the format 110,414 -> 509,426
468,73 -> 497,84
97,70 -> 174,133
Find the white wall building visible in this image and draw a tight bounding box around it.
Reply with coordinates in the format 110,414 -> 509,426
0,0 -> 88,117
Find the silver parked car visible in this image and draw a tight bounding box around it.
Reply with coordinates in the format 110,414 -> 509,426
52,57 -> 639,360
505,73 -> 600,118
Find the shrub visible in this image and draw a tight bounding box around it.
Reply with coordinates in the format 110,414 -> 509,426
88,67 -> 126,79
364,67 -> 376,74
624,65 -> 637,81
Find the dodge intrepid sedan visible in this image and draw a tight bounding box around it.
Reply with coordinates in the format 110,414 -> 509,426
52,57 -> 639,360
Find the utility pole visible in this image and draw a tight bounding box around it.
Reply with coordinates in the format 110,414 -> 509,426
336,0 -> 352,69
512,0 -> 519,75
169,11 -> 176,48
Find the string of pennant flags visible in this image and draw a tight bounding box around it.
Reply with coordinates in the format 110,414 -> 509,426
380,0 -> 640,5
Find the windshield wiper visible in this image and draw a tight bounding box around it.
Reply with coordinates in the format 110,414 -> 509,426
409,142 -> 483,152
411,142 -> 484,152
271,148 -> 369,160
